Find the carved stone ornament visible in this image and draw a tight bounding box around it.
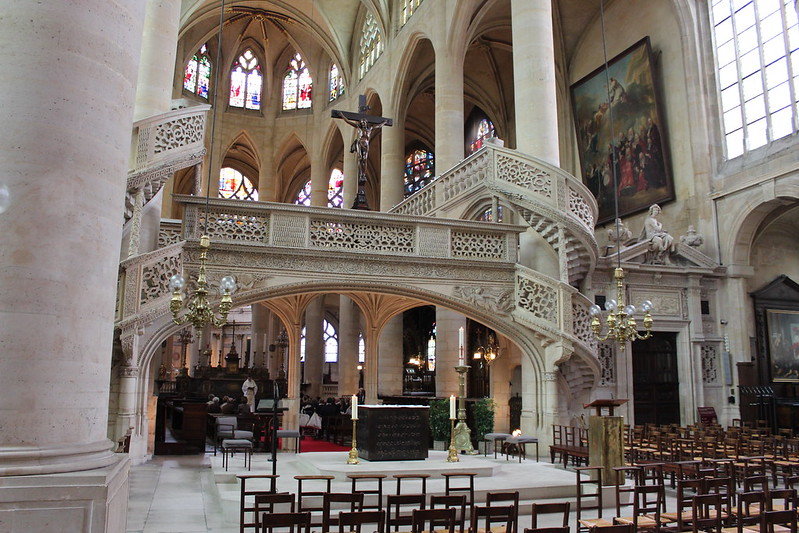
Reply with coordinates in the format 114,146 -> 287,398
120,366 -> 140,378
452,285 -> 514,315
679,225 -> 704,247
543,371 -> 559,382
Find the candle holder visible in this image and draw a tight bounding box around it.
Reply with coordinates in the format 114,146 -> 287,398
347,418 -> 359,464
453,364 -> 477,454
447,418 -> 459,462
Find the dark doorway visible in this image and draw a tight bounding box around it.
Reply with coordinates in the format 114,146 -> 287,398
632,332 -> 681,426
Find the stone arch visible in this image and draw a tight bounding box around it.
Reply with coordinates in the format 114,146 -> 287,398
274,132 -> 311,203
220,130 -> 262,189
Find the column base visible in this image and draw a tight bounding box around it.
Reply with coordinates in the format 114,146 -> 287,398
0,454 -> 130,533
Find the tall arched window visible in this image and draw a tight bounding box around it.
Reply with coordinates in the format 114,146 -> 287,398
469,118 -> 495,154
299,320 -> 339,363
295,179 -> 312,206
328,169 -> 344,207
218,167 -> 259,201
404,147 -> 435,197
710,0 -> 799,159
358,12 -> 383,79
358,333 -> 365,363
401,0 -> 423,26
184,44 -> 210,99
329,64 -> 344,102
283,53 -> 313,111
230,49 -> 262,110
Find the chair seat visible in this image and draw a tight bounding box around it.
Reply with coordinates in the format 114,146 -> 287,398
661,511 -> 692,522
578,518 -> 613,528
222,438 -> 253,449
615,516 -> 662,528
474,527 -> 507,533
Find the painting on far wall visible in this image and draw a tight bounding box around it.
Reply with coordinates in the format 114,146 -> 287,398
767,309 -> 799,382
570,36 -> 674,226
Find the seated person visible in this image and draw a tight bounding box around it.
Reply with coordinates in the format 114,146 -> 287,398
236,396 -> 251,416
220,396 -> 237,415
207,396 -> 221,414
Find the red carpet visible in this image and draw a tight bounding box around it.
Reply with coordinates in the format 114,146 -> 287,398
300,438 -> 350,452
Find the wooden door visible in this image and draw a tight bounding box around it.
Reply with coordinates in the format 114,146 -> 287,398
632,332 -> 681,426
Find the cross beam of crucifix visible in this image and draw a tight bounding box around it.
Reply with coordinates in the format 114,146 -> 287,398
332,95 -> 393,210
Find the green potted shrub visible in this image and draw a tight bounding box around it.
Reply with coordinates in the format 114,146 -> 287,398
428,398 -> 451,450
472,397 -> 495,449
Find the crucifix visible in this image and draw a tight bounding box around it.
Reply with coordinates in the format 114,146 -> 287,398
332,94 -> 393,210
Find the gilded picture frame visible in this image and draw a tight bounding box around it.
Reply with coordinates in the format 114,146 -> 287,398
766,309 -> 799,382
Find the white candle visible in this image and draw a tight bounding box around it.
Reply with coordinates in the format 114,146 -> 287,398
450,395 -> 456,419
351,394 -> 358,420
458,327 -> 464,365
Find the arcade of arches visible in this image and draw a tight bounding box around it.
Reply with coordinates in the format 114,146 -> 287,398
2,0 -> 799,530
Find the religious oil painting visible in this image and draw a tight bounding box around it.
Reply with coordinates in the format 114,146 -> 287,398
570,36 -> 674,225
767,309 -> 799,382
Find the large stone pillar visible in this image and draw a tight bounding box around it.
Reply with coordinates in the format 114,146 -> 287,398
134,0 -> 180,121
0,0 -> 146,529
338,295 -> 360,397
380,115 -> 405,211
378,315 -> 404,397
251,303 -> 270,369
435,51 -> 465,173
309,150 -> 327,207
304,298 -> 325,398
435,308 -> 465,398
511,0 -> 559,165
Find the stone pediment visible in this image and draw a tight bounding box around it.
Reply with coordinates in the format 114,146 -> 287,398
603,241 -> 724,274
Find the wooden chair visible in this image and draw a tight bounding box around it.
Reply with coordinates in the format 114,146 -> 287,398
430,495 -> 467,533
237,474 -> 281,533
725,491 -> 766,533
762,509 -> 797,533
530,502 -> 570,530
322,492 -> 364,533
584,525 -> 633,532
661,477 -> 704,531
690,493 -> 723,532
258,511 -> 311,533
411,508 -> 456,533
442,473 -> 477,512
254,493 -> 295,533
394,474 -> 430,495
470,505 -> 515,533
386,494 -> 426,532
349,474 -> 387,512
486,492 -> 519,533
612,466 -> 641,518
613,484 -> 664,531
576,466 -> 608,531
338,510 -> 387,533
703,477 -> 733,525
294,475 -> 334,529
523,528 -> 568,533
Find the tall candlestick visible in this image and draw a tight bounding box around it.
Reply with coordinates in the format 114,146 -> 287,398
450,395 -> 456,419
351,394 -> 358,420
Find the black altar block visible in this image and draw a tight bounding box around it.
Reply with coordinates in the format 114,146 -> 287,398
356,405 -> 429,461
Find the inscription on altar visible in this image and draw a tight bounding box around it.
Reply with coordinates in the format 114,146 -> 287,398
357,406 -> 429,461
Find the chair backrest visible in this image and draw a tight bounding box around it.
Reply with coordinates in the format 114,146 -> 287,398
767,488 -> 797,511
259,511 -> 311,533
486,492 -> 519,533
743,474 -> 768,493
386,494 -> 426,531
430,495 -> 467,533
632,484 -> 662,525
691,493 -> 722,532
763,509 -> 798,533
529,502 -> 569,529
323,492 -> 365,531
411,508 -> 455,533
217,416 -> 238,429
470,504 -> 515,533
338,510 -> 386,533
254,493 -> 295,531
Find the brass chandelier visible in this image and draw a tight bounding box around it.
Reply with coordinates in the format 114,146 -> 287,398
472,333 -> 498,365
168,0 -> 235,329
589,0 -> 655,349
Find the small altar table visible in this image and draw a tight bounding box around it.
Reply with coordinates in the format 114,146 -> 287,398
356,405 -> 429,461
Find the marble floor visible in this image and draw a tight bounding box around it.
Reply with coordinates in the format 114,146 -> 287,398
126,448 -> 677,532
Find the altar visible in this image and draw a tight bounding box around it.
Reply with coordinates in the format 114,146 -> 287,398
356,405 -> 429,461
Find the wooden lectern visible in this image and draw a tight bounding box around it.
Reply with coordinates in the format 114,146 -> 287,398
584,399 -> 628,485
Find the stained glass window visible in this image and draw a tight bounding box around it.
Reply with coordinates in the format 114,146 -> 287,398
478,205 -> 504,223
469,118 -> 495,154
218,167 -> 259,201
404,148 -> 435,197
230,49 -> 262,110
710,0 -> 799,159
328,169 -> 344,207
426,328 -> 436,371
299,320 -> 339,363
359,12 -> 383,79
295,179 -> 312,206
401,0 -> 423,26
358,333 -> 365,363
184,44 -> 210,99
329,64 -> 345,102
283,53 -> 313,111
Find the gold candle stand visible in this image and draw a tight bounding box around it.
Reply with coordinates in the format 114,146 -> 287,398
347,418 -> 359,464
447,418 -> 459,462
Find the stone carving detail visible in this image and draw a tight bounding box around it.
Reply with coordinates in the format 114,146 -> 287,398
598,343 -> 615,386
120,366 -> 140,378
205,212 -> 269,243
154,114 -> 205,154
639,204 -> 676,265
272,215 -> 307,247
453,286 -> 514,315
701,344 -> 719,384
517,274 -> 558,323
140,254 -> 181,306
680,225 -> 704,247
418,226 -> 449,257
310,220 -> 415,253
607,218 -> 634,245
543,371 -> 558,382
451,231 -> 505,260
569,187 -> 595,228
496,154 -> 553,198
572,302 -> 598,351
158,226 -> 183,248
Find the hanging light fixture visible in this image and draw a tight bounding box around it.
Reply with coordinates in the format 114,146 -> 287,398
588,0 -> 654,349
473,333 -> 498,366
170,0 -> 236,329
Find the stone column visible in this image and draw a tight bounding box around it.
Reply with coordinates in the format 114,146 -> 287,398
510,0 -> 559,165
309,150 -> 327,207
304,298 -> 325,398
0,0 -> 146,528
251,304 -> 270,369
380,115 -> 405,211
338,295 -> 359,397
378,315 -> 404,397
134,0 -> 180,121
435,308 -> 465,398
342,147 -> 358,209
435,51 -> 465,172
